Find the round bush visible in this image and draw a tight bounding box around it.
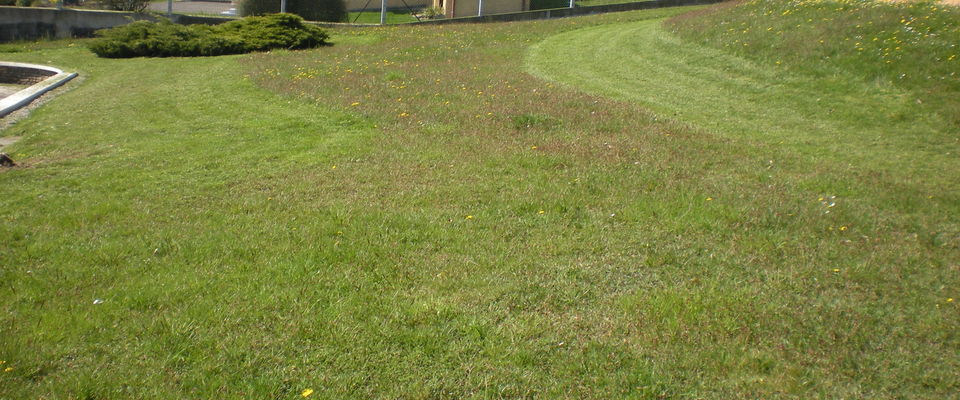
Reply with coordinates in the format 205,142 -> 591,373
88,14 -> 330,58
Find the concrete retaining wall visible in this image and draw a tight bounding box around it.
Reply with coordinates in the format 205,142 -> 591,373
0,6 -> 161,41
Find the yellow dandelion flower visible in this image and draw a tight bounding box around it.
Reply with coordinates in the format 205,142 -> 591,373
948,298 -> 954,303
832,268 -> 840,273
3,367 -> 12,373
839,226 -> 847,231
705,197 -> 714,201
350,102 -> 360,106
465,215 -> 474,220
538,210 -> 545,214
301,388 -> 314,397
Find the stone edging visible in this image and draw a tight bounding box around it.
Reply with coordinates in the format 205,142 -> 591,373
0,62 -> 77,118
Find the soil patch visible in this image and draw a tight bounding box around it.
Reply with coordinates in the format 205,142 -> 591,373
0,135 -> 21,149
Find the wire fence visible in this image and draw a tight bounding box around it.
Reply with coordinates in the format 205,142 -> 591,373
5,0 -> 661,22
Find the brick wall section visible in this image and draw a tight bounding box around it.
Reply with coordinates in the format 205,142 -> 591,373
0,65 -> 56,85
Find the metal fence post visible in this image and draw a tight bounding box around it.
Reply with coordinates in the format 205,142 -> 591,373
380,0 -> 387,24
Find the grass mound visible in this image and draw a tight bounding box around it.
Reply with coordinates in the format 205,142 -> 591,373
2,5 -> 959,398
88,13 -> 329,58
668,0 -> 960,124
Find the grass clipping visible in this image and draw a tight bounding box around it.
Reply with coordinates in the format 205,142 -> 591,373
88,13 -> 329,58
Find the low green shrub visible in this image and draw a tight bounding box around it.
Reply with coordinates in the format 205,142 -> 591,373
240,0 -> 346,22
88,14 -> 329,58
420,6 -> 444,19
98,0 -> 151,12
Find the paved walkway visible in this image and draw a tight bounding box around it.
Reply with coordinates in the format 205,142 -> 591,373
147,1 -> 234,15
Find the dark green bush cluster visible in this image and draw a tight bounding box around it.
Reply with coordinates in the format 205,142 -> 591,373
88,13 -> 329,58
240,0 -> 346,22
98,0 -> 152,12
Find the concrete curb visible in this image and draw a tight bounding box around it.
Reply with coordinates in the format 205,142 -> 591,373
0,62 -> 77,118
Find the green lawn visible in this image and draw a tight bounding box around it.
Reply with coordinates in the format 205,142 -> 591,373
1,2 -> 958,398
531,0 -> 653,10
347,10 -> 420,24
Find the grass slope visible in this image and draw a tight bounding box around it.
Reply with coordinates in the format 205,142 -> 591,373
1,3 -> 958,398
669,0 -> 960,126
526,17 -> 958,188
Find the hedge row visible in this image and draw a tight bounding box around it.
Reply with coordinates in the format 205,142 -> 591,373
88,14 -> 329,58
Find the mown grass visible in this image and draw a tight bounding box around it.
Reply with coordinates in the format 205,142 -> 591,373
1,2 -> 959,398
347,9 -> 421,23
667,0 -> 960,125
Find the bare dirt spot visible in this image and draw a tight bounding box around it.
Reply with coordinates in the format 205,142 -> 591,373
0,136 -> 20,147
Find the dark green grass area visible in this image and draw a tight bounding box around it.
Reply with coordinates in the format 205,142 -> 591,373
1,3 -> 959,398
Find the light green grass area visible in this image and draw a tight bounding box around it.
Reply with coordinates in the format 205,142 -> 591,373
575,0 -> 653,7
1,2 -> 958,398
526,18 -> 957,180
347,9 -> 420,23
532,0 -> 652,10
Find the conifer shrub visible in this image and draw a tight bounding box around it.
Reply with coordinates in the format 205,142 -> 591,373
88,14 -> 329,58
